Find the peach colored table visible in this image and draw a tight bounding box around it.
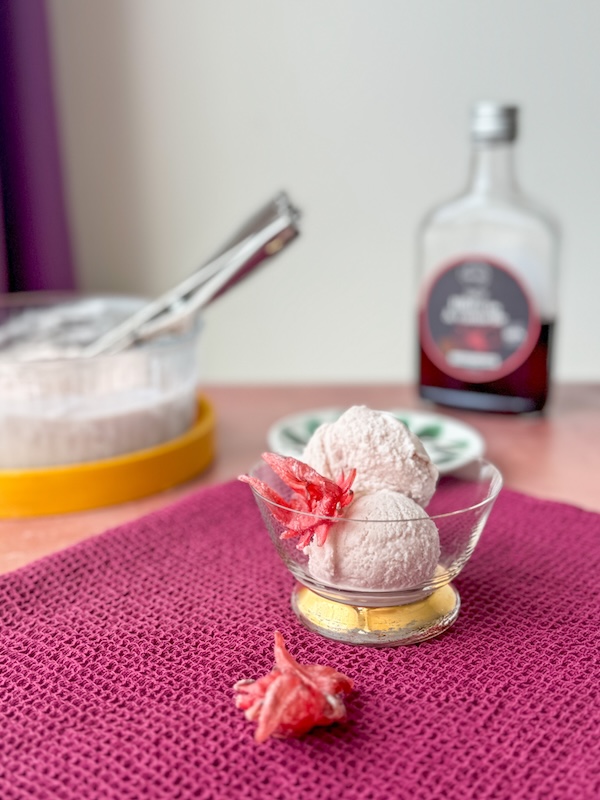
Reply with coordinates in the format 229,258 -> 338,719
1,383 -> 598,575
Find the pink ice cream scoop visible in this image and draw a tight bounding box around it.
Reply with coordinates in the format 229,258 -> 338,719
305,490 -> 440,592
301,405 -> 438,507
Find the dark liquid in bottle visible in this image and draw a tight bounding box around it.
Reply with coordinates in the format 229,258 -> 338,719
419,321 -> 554,414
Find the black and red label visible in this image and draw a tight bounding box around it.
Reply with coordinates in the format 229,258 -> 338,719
420,256 -> 541,383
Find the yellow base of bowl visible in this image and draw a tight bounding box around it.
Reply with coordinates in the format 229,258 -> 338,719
0,395 -> 215,518
291,582 -> 460,646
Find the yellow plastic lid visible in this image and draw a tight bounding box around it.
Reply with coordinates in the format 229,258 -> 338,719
0,395 -> 215,518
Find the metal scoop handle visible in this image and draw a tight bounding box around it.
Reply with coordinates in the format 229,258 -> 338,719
82,191 -> 300,356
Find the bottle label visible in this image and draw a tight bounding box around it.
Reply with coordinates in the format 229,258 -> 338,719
420,256 -> 541,383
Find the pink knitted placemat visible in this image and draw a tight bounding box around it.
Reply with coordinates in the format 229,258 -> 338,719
1,480 -> 599,800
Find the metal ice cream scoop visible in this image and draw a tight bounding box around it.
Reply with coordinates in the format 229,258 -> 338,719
82,191 -> 301,356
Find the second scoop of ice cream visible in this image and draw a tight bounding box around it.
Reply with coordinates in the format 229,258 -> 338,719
305,490 -> 440,592
301,405 -> 438,507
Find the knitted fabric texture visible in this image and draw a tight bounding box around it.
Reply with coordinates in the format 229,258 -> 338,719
0,480 -> 598,800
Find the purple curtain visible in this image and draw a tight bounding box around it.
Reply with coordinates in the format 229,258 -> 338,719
0,0 -> 75,292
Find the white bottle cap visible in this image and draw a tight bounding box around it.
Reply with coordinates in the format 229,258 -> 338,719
471,102 -> 518,142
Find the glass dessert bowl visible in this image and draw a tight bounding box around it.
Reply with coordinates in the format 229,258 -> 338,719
247,457 -> 503,646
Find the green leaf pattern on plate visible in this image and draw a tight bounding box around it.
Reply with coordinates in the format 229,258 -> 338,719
272,408 -> 484,474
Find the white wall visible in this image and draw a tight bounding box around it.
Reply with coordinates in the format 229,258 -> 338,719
48,0 -> 600,383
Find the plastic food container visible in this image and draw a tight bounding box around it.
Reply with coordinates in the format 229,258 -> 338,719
0,292 -> 203,470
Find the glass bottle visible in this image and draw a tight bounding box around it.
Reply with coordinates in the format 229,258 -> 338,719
417,102 -> 559,413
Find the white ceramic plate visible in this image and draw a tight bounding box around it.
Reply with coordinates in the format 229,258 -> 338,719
266,408 -> 486,474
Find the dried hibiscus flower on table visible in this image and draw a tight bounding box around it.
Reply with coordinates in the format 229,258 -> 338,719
238,452 -> 356,548
234,631 -> 354,743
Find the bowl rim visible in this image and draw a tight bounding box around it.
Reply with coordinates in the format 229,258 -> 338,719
0,291 -> 202,365
247,456 -> 503,523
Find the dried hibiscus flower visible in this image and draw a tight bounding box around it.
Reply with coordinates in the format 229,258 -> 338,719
238,452 -> 356,548
233,631 -> 354,743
